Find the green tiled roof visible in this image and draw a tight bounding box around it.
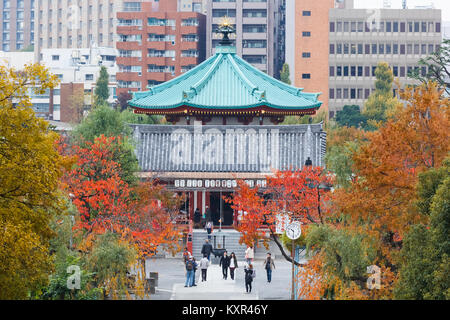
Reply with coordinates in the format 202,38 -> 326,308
129,46 -> 322,112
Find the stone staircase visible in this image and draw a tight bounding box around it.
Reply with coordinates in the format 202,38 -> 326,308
192,229 -> 247,261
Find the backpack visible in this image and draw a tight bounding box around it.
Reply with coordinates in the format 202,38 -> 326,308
186,261 -> 193,271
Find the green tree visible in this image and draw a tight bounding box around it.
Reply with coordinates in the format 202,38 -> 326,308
363,62 -> 399,128
86,232 -> 136,299
305,224 -> 377,298
394,157 -> 450,299
408,39 -> 450,96
0,63 -> 66,299
280,63 -> 291,85
94,66 -> 110,105
335,105 -> 367,128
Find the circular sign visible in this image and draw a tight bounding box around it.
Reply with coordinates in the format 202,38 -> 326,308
285,222 -> 302,240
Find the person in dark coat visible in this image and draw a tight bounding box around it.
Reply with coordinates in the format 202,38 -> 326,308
205,206 -> 211,222
263,252 -> 275,283
201,239 -> 213,261
193,208 -> 201,228
219,251 -> 230,280
244,264 -> 255,293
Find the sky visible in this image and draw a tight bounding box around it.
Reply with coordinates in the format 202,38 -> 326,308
354,0 -> 450,21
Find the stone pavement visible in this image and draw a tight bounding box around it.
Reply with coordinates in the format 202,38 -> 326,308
146,257 -> 303,300
170,264 -> 259,300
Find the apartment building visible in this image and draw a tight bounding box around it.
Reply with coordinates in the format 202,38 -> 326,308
328,8 -> 442,117
0,0 -> 35,51
285,0 -> 338,116
115,0 -> 206,94
34,0 -> 124,60
206,0 -> 284,78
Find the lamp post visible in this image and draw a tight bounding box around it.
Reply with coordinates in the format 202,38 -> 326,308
68,193 -> 75,248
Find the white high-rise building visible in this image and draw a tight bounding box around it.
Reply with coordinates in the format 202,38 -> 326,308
35,0 -> 125,61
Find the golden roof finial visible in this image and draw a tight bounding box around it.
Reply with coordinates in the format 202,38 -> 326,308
215,15 -> 235,45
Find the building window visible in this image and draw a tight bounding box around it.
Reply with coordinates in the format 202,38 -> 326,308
85,74 -> 94,81
329,88 -> 334,99
212,9 -> 236,17
302,31 -> 311,37
329,44 -> 335,54
436,22 -> 441,33
123,2 -> 141,12
302,11 -> 311,16
386,21 -> 391,32
302,73 -> 311,79
329,66 -> 335,76
243,9 -> 266,18
393,22 -> 399,32
330,22 -> 335,32
302,52 -> 311,58
337,66 -> 342,76
243,25 -> 266,33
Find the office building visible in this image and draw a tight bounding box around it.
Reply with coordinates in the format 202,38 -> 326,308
0,0 -> 35,51
206,0 -> 284,78
34,0 -> 124,60
328,8 -> 442,117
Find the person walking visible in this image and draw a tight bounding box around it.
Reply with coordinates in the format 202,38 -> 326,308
201,239 -> 213,261
193,208 -> 201,229
229,252 -> 238,280
199,254 -> 210,281
245,245 -> 254,265
244,264 -> 255,293
219,251 -> 230,280
191,257 -> 198,286
184,256 -> 196,287
263,252 -> 275,283
205,220 -> 213,240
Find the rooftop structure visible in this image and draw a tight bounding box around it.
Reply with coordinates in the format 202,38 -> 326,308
128,22 -> 326,228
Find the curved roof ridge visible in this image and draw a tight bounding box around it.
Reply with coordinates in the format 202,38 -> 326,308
187,53 -> 224,97
133,54 -> 217,100
233,54 -> 314,97
227,54 -> 259,95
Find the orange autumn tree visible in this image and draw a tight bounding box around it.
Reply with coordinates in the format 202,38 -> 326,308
127,182 -> 183,262
332,81 -> 450,298
228,166 -> 332,265
59,135 -> 182,258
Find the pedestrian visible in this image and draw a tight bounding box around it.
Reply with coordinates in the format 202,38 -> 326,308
205,206 -> 211,222
199,254 -> 210,281
229,252 -> 238,280
184,256 -> 195,287
201,239 -> 213,261
245,245 -> 254,265
182,247 -> 191,263
219,250 -> 230,280
194,208 -> 201,229
263,252 -> 275,283
192,257 -> 198,286
244,263 -> 255,293
205,220 -> 213,240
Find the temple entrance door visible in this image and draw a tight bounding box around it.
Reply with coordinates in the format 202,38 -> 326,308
209,192 -> 234,226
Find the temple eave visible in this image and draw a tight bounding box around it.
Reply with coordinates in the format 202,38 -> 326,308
132,105 -> 320,116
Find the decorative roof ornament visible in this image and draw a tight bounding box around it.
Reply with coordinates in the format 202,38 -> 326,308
215,16 -> 235,46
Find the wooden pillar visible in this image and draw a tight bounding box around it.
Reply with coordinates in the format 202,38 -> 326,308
189,192 -> 194,221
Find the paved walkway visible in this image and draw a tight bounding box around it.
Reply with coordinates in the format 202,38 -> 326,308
170,264 -> 259,300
